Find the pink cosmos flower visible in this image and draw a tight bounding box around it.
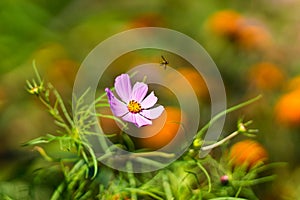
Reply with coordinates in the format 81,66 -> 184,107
105,74 -> 164,128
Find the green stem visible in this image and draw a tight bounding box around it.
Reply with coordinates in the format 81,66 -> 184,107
235,186 -> 242,198
162,172 -> 173,200
237,175 -> 276,186
50,84 -> 74,127
126,161 -> 137,200
50,182 -> 65,200
196,95 -> 262,139
196,161 -> 211,193
124,188 -> 164,200
201,130 -> 239,151
130,152 -> 175,159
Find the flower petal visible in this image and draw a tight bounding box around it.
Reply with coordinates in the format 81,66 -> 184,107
135,114 -> 152,127
140,105 -> 164,119
122,112 -> 135,124
114,74 -> 132,103
122,112 -> 152,127
131,82 -> 148,103
140,91 -> 158,109
105,88 -> 128,117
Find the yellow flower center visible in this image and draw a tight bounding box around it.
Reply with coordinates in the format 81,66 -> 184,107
127,100 -> 142,113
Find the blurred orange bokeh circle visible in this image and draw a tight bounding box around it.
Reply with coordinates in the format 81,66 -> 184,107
229,139 -> 268,169
98,106 -> 122,135
165,67 -> 209,102
208,10 -> 242,37
236,20 -> 273,50
275,90 -> 300,126
208,10 -> 273,51
134,106 -> 185,150
248,62 -> 285,91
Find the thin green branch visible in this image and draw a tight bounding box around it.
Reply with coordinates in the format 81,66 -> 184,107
196,95 -> 262,139
126,161 -> 137,200
196,161 -> 211,193
124,188 -> 164,200
49,83 -> 74,128
201,130 -> 239,151
162,172 -> 173,200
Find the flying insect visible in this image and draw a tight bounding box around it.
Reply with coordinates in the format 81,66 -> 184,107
160,55 -> 169,70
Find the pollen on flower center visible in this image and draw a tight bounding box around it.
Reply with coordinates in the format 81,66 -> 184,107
127,100 -> 142,113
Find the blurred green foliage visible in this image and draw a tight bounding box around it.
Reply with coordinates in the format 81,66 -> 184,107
1,0 -> 300,199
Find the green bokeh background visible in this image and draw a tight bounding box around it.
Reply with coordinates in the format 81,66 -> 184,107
1,0 -> 300,199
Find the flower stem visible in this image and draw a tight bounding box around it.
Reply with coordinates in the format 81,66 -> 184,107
201,130 -> 239,151
126,161 -> 137,200
162,172 -> 173,200
196,95 -> 262,139
196,161 -> 211,193
131,151 -> 175,158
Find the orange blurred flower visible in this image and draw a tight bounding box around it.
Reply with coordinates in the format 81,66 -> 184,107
248,62 -> 285,91
207,10 -> 273,50
178,67 -> 209,100
275,90 -> 300,126
98,107 -> 121,135
229,139 -> 268,169
208,10 -> 242,38
134,106 -> 185,150
236,19 -> 273,50
166,67 -> 209,102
